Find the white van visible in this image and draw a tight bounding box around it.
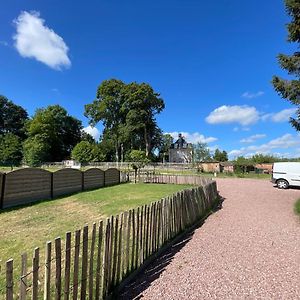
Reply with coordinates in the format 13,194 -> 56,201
272,162 -> 300,189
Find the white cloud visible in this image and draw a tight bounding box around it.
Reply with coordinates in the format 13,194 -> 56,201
262,108 -> 297,123
167,132 -> 217,144
240,134 -> 266,143
83,126 -> 100,141
13,11 -> 71,70
229,134 -> 300,158
241,91 -> 264,99
206,105 -> 259,126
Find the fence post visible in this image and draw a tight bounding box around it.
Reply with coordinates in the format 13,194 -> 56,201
32,247 -> 40,300
44,242 -> 52,300
6,259 -> 13,300
20,253 -> 27,300
0,173 -> 6,209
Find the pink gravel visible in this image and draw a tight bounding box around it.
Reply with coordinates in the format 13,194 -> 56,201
120,178 -> 300,299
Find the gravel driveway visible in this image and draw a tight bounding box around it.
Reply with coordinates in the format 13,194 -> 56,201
120,178 -> 300,299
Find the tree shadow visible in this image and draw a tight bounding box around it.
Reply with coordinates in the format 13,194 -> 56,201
118,195 -> 225,299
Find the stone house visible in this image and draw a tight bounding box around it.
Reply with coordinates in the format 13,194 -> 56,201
169,134 -> 193,163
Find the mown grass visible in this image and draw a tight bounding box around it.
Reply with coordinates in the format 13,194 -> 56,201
0,183 -> 190,264
295,198 -> 300,217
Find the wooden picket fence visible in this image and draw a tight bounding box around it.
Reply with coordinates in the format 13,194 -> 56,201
2,180 -> 218,299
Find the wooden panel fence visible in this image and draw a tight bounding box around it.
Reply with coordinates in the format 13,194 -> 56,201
2,168 -> 52,209
83,168 -> 105,190
0,180 -> 218,299
0,168 -> 122,209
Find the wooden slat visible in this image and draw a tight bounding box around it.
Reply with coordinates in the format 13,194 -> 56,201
122,211 -> 128,277
20,253 -> 27,300
88,223 -> 96,300
116,213 -> 123,284
32,247 -> 40,300
125,210 -> 131,275
64,232 -> 71,300
55,238 -> 61,300
135,207 -> 140,268
131,209 -> 135,271
80,225 -> 89,300
107,216 -> 114,292
6,259 -> 13,300
44,242 -> 51,300
95,221 -> 103,300
72,229 -> 81,300
112,215 -> 119,287
102,218 -> 110,298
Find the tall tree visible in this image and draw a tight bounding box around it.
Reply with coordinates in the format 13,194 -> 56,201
0,133 -> 22,169
158,133 -> 173,162
213,148 -> 228,162
193,142 -> 211,162
123,82 -> 165,157
272,0 -> 300,130
84,79 -> 127,162
24,105 -> 82,162
0,95 -> 28,139
84,79 -> 165,161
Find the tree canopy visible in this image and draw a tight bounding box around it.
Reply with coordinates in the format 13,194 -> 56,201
0,133 -> 22,168
213,148 -> 228,162
0,95 -> 28,139
24,105 -> 82,162
272,0 -> 300,130
84,79 -> 165,162
193,142 -> 211,162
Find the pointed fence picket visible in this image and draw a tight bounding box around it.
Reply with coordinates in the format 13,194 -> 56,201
2,178 -> 218,299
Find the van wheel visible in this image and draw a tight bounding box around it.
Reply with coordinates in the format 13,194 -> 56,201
277,179 -> 289,189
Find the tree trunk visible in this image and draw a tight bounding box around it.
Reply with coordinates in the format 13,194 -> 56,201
144,127 -> 150,157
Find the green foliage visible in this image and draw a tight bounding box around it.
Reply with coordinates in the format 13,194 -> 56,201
25,105 -> 82,162
127,150 -> 150,169
158,133 -> 173,161
193,142 -> 211,162
81,131 -> 95,143
272,0 -> 300,130
0,95 -> 28,140
23,136 -> 50,167
213,148 -> 228,162
84,79 -> 165,161
295,198 -> 300,216
251,154 -> 276,164
0,133 -> 22,167
71,141 -> 94,163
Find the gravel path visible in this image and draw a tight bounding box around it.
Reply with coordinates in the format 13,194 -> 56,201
120,178 -> 300,299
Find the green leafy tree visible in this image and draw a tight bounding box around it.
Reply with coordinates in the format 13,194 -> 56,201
123,82 -> 165,157
84,79 -> 127,162
126,150 -> 150,183
81,131 -> 96,143
71,141 -> 94,163
213,148 -> 228,162
25,105 -> 82,162
158,133 -> 173,162
234,156 -> 253,173
23,136 -> 50,167
0,95 -> 28,139
272,0 -> 300,130
251,154 -> 276,164
84,79 -> 165,161
193,142 -> 211,162
0,133 -> 22,169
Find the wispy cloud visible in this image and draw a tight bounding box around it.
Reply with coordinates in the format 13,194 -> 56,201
206,105 -> 259,126
241,91 -> 264,99
167,131 -> 217,144
83,126 -> 100,141
240,134 -> 266,143
229,133 -> 300,158
13,11 -> 71,70
261,108 -> 297,123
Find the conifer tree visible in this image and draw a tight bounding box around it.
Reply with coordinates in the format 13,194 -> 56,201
273,0 -> 300,130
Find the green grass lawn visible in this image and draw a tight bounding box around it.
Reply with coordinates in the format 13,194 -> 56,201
0,183 -> 190,264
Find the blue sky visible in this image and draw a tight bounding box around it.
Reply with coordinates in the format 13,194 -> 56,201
1,0 -> 299,159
